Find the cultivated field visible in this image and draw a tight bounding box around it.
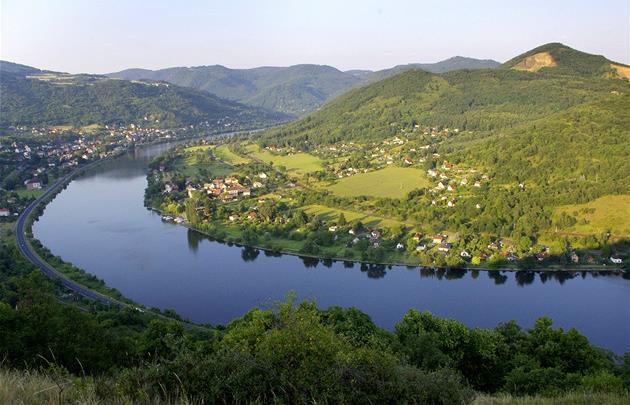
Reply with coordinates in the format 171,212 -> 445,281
326,166 -> 430,198
554,194 -> 630,237
246,145 -> 323,174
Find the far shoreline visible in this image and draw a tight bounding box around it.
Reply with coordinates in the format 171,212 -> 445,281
148,207 -> 627,274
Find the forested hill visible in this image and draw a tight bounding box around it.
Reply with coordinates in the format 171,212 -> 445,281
0,66 -> 288,130
107,57 -> 500,116
109,64 -> 362,117
258,43 -> 630,211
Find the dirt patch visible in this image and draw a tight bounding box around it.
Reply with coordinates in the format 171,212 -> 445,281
610,63 -> 630,79
512,52 -> 557,72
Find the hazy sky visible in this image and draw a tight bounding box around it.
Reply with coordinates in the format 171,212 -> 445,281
1,0 -> 628,73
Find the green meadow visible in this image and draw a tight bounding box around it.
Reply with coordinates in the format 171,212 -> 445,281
245,145 -> 323,174
326,166 -> 430,198
555,194 -> 630,237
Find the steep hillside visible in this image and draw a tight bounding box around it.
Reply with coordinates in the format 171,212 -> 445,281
0,69 -> 287,129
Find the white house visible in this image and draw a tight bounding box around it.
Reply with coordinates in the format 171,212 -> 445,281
610,256 -> 623,264
0,208 -> 9,217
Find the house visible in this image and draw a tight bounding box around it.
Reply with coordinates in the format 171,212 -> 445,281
412,232 -> 423,242
416,244 -> 427,251
247,211 -> 258,221
403,157 -> 413,165
447,184 -> 455,192
610,256 -> 623,264
447,200 -> 455,207
437,182 -> 446,190
348,229 -> 356,235
535,252 -> 548,262
438,243 -> 452,253
460,250 -> 471,258
569,251 -> 579,264
370,229 -> 381,239
228,214 -> 240,221
258,172 -> 268,179
473,181 -> 481,188
252,181 -> 264,189
0,208 -> 9,217
432,235 -> 445,244
25,179 -> 42,190
396,242 -> 405,250
328,225 -> 338,232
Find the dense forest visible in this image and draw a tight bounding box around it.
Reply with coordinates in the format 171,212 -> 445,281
0,70 -> 287,129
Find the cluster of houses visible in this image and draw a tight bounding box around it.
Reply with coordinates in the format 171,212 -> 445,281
199,177 -> 252,199
1,124 -> 206,200
165,176 -> 260,202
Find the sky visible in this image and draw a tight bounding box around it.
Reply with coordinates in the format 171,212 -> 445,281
1,0 -> 629,73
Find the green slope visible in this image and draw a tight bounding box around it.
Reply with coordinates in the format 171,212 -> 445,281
256,44 -> 630,240
0,70 -> 288,129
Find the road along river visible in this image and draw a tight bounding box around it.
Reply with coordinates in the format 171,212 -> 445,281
32,142 -> 630,353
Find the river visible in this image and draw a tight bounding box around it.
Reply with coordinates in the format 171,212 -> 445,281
32,142 -> 630,353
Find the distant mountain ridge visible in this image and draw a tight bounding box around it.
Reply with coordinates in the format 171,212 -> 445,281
0,65 -> 288,130
107,57 -> 501,116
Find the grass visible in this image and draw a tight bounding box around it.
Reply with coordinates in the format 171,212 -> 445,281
245,144 -> 323,174
183,145 -> 211,152
303,204 -> 406,229
554,195 -> 630,237
0,222 -> 14,244
326,166 -> 430,198
15,188 -> 43,199
214,145 -> 251,164
474,391 -> 630,404
0,367 -> 190,405
173,150 -> 234,178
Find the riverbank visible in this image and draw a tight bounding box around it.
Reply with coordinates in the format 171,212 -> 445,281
148,207 -> 626,274
14,127 -> 266,307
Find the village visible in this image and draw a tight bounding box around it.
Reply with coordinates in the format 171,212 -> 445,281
0,123 -> 219,218
145,135 -> 627,270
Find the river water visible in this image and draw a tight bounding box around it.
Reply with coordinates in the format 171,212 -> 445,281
32,142 -> 630,353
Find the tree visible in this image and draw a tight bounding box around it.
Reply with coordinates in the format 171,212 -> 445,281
338,212 -> 347,226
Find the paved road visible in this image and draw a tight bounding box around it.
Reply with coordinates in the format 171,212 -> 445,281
14,162 -> 127,308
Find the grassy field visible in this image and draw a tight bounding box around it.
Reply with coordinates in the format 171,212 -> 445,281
174,154 -> 234,178
303,204 -> 406,229
183,145 -> 211,153
0,222 -> 14,244
326,167 -> 430,198
245,145 -> 323,174
15,188 -> 43,199
214,145 -> 251,164
555,194 -> 630,237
